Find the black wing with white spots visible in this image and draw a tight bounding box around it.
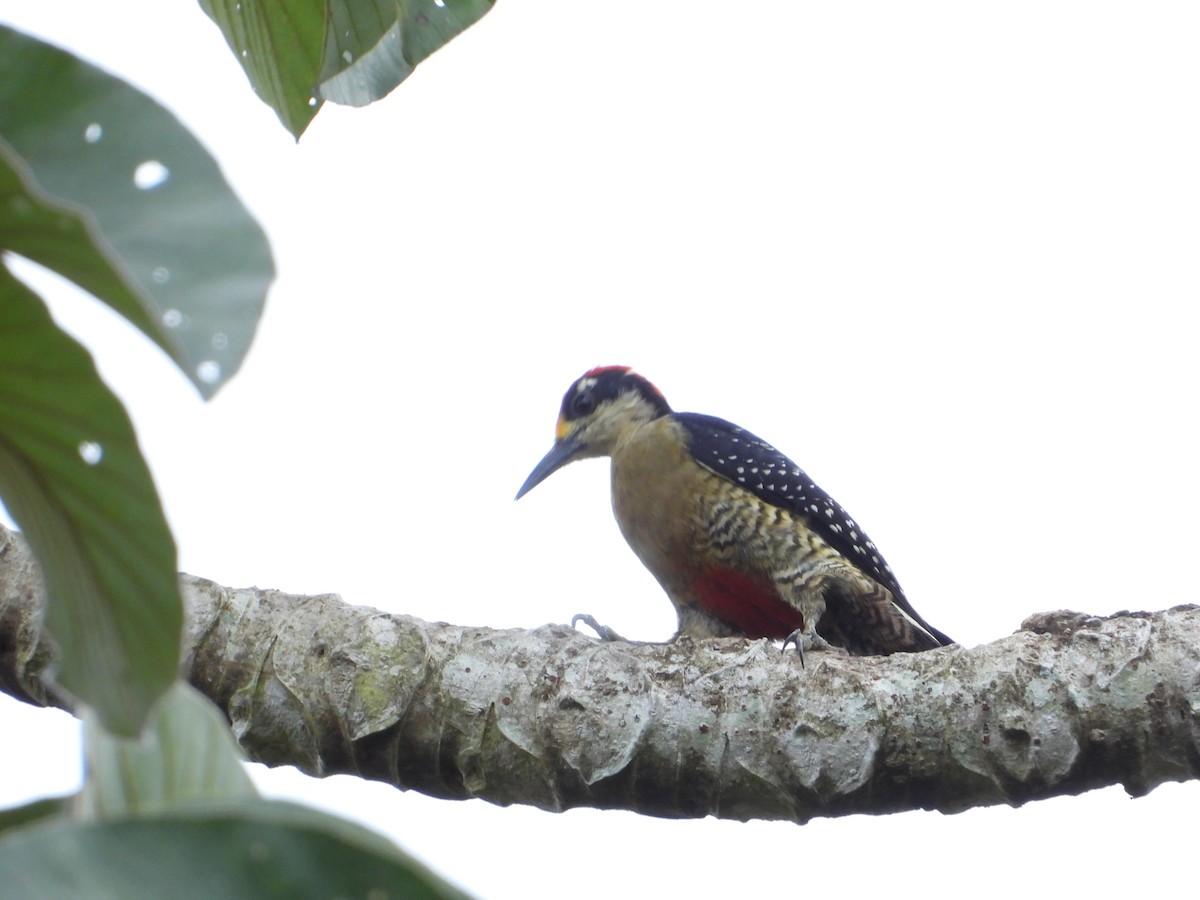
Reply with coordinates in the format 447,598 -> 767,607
676,412 -> 951,644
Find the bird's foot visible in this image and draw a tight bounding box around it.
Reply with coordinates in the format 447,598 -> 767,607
781,629 -> 842,669
572,614 -> 626,642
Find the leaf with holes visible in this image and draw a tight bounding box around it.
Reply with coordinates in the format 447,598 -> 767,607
0,145 -> 155,357
200,0 -> 497,118
198,0 -> 325,139
0,265 -> 180,737
0,26 -> 273,399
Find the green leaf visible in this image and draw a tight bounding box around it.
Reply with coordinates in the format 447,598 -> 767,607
0,144 -> 160,356
79,682 -> 257,819
0,26 -> 274,398
0,265 -> 180,737
198,0 -> 326,139
319,0 -> 497,106
200,0 -> 497,119
317,0 -> 405,104
0,800 -> 472,900
0,797 -> 71,836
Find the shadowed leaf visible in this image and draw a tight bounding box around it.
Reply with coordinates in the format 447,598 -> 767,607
319,0 -> 497,106
0,266 -> 180,736
79,683 -> 257,819
0,800 -> 471,900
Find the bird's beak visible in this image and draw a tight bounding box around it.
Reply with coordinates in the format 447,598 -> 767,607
515,434 -> 583,500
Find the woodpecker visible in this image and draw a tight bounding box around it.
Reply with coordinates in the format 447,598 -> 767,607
516,366 -> 952,657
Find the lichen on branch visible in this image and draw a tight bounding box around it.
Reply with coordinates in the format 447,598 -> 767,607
2,523 -> 1198,823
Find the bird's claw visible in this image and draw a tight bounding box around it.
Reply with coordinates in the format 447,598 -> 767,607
781,629 -> 842,669
781,628 -> 806,669
571,614 -> 625,642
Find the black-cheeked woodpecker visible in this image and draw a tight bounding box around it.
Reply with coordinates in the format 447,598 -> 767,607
517,366 -> 953,657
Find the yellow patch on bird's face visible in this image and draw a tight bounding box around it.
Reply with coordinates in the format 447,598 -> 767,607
555,415 -> 574,442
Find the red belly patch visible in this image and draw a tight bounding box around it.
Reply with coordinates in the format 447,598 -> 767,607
691,568 -> 803,639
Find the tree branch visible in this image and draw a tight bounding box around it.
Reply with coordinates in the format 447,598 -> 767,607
3,523 -> 1198,823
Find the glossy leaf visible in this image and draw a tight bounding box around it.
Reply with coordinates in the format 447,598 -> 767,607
0,26 -> 273,398
0,800 -> 472,900
0,265 -> 180,737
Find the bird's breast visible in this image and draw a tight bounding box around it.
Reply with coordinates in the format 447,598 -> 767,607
609,419 -> 700,585
608,419 -> 804,637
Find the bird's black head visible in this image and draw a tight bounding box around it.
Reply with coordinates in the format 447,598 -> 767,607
516,366 -> 672,499
557,366 -> 672,425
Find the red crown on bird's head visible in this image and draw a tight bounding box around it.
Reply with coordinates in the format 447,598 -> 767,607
583,365 -> 632,379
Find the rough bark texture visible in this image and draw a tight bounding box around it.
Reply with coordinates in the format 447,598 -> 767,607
3,523 -> 1199,822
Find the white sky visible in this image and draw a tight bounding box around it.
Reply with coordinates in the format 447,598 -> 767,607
3,2 -> 1199,897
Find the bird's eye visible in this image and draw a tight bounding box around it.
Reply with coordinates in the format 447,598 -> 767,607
570,391 -> 596,417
